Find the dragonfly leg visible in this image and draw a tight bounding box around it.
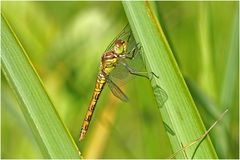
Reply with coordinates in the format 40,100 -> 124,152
126,43 -> 142,60
149,72 -> 159,80
119,61 -> 159,80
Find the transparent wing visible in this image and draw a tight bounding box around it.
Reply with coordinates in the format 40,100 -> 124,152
104,24 -> 132,52
153,85 -> 168,108
109,41 -> 144,80
109,59 -> 130,80
106,24 -> 145,80
106,77 -> 128,102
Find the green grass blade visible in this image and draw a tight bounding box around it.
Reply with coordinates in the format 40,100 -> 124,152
218,9 -> 239,157
123,1 -> 217,158
1,14 -> 80,159
220,10 -> 239,110
198,2 -> 217,99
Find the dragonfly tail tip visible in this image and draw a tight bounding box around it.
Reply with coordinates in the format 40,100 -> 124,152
79,130 -> 86,142
79,134 -> 84,142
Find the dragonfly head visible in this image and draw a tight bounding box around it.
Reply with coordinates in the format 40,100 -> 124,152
113,39 -> 127,54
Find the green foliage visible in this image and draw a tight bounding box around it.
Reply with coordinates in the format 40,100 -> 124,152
123,1 -> 217,158
1,15 -> 80,159
1,1 -> 238,159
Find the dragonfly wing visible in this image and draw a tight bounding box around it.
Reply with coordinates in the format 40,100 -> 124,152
109,41 -> 146,80
104,25 -> 132,52
153,85 -> 168,108
106,77 -> 128,102
109,59 -> 130,80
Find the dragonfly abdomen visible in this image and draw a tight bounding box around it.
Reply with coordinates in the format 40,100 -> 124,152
79,73 -> 106,141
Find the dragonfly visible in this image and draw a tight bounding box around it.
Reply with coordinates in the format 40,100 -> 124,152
79,25 -> 167,141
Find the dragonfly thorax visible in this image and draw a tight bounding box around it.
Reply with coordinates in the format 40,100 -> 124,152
101,51 -> 118,75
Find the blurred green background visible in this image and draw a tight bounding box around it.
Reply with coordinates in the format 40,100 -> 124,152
1,1 -> 239,159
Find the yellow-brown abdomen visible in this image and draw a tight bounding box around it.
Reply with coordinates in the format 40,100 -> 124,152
79,75 -> 106,141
